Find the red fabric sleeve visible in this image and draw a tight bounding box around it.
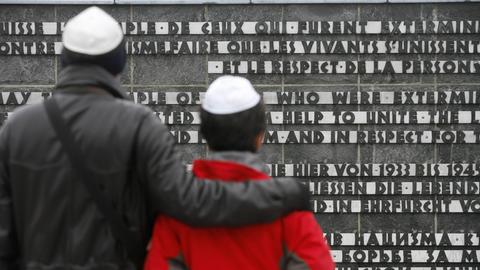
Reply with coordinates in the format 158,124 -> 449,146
283,212 -> 335,270
144,216 -> 182,270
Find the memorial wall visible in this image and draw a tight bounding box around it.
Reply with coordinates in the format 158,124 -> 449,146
1,2 -> 480,269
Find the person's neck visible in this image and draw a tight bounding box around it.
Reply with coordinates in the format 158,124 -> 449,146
207,151 -> 268,174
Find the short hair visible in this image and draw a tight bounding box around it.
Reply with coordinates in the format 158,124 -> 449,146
200,101 -> 266,152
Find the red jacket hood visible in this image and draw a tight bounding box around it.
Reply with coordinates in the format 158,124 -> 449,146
192,151 -> 270,182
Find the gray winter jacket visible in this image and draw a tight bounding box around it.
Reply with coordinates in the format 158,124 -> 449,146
0,65 -> 309,270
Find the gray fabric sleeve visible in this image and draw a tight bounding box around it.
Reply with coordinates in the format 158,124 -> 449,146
136,113 -> 310,227
0,123 -> 18,270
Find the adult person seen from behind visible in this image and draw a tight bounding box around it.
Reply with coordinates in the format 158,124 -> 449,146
0,7 -> 310,270
145,76 -> 335,270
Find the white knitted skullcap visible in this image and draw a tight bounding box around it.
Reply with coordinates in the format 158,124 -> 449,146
62,7 -> 123,56
202,76 -> 261,115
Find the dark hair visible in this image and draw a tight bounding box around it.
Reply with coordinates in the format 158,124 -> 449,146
60,39 -> 126,76
200,101 -> 266,152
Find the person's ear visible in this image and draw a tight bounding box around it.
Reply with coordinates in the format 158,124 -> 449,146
255,132 -> 265,151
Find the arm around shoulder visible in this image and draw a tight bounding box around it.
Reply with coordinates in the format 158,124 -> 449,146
0,123 -> 19,270
136,112 -> 311,227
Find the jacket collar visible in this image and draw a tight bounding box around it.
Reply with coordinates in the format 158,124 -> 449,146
207,151 -> 270,175
55,65 -> 127,99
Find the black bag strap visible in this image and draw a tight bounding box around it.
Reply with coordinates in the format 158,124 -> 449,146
43,97 -> 144,267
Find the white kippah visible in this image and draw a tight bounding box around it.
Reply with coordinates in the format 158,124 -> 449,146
62,6 -> 123,56
202,76 -> 261,115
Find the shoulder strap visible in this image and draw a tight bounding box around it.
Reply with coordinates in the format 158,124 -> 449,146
43,97 -> 144,267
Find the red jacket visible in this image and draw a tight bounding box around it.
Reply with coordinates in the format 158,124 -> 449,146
144,152 -> 335,270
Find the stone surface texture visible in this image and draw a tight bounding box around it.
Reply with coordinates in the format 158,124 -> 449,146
1,3 -> 480,268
